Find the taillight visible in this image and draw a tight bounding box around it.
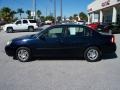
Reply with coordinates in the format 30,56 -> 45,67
111,35 -> 115,43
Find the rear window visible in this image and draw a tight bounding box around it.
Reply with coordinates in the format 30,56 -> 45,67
29,20 -> 37,23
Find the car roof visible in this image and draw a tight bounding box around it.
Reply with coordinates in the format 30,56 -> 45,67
18,19 -> 36,21
52,24 -> 86,27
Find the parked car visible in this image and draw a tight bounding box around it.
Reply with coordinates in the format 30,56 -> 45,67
88,23 -> 120,34
76,20 -> 85,25
104,24 -> 120,34
45,20 -> 52,25
5,24 -> 116,62
0,20 -> 7,30
0,20 -> 6,26
87,23 -> 100,30
3,19 -> 38,33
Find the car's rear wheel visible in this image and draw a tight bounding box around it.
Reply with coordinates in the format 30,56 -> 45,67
16,47 -> 31,62
28,26 -> 34,32
84,47 -> 101,62
6,27 -> 13,33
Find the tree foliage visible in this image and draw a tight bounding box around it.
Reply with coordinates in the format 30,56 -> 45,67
0,7 -> 16,22
69,16 -> 73,20
26,10 -> 33,19
57,16 -> 62,22
17,8 -> 24,19
79,12 -> 88,21
73,14 -> 78,21
37,10 -> 42,18
45,16 -> 54,22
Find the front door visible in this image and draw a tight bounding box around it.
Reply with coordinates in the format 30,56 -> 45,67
35,26 -> 65,56
14,20 -> 22,30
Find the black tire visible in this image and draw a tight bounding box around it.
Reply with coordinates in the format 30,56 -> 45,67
16,47 -> 31,62
84,47 -> 101,62
28,26 -> 34,32
6,27 -> 13,33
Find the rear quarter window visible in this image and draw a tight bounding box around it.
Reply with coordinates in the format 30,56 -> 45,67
29,20 -> 37,23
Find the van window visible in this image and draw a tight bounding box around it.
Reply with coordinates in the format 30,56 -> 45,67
29,20 -> 36,23
23,20 -> 28,24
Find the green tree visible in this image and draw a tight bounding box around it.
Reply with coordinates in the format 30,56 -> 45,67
73,14 -> 78,21
79,12 -> 88,21
37,10 -> 42,19
45,16 -> 54,22
26,10 -> 32,19
17,8 -> 24,19
10,10 -> 17,21
40,16 -> 45,22
0,7 -> 11,22
57,16 -> 62,23
69,16 -> 73,20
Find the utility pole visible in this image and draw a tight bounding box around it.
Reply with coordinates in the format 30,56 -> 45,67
32,0 -> 36,19
60,0 -> 62,21
54,0 -> 56,24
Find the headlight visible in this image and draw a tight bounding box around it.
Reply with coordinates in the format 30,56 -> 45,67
7,40 -> 12,45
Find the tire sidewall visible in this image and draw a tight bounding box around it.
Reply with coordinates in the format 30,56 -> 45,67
7,27 -> 13,33
84,47 -> 101,62
28,26 -> 34,32
16,47 -> 31,62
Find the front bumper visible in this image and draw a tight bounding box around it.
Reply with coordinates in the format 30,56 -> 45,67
5,45 -> 15,56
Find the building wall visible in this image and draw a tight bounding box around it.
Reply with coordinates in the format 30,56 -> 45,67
87,0 -> 120,24
88,0 -> 120,13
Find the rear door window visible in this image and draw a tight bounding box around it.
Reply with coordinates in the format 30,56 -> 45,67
67,26 -> 84,36
23,20 -> 28,24
67,26 -> 92,37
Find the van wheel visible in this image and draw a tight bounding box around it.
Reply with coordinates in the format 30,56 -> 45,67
84,47 -> 101,62
6,27 -> 13,33
16,47 -> 31,62
28,26 -> 34,32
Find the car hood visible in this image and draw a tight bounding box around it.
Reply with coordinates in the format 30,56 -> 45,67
4,24 -> 14,27
12,34 -> 36,41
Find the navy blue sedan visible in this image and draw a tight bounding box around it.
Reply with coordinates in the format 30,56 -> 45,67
5,24 -> 116,62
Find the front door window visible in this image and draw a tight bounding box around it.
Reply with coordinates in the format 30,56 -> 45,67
44,27 -> 64,38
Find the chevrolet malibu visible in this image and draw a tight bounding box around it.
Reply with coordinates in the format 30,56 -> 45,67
5,24 -> 116,62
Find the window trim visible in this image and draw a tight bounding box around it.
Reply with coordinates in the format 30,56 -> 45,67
23,20 -> 28,24
41,26 -> 66,38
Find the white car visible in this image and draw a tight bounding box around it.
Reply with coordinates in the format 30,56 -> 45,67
3,19 -> 38,33
76,20 -> 85,25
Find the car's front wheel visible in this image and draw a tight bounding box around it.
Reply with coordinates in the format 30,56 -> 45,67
16,47 -> 31,62
84,47 -> 101,62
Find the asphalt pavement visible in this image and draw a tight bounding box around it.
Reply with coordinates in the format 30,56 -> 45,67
0,28 -> 120,90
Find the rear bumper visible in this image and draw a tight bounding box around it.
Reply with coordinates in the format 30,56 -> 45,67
101,43 -> 116,54
34,26 -> 38,29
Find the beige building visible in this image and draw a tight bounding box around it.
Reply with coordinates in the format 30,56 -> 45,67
87,0 -> 120,24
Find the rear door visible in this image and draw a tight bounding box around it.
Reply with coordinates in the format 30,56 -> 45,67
61,25 -> 92,56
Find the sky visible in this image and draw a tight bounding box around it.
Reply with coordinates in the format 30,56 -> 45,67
0,0 -> 92,18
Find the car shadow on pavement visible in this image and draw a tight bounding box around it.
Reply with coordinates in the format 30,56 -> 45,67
102,53 -> 118,60
29,53 -> 118,62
